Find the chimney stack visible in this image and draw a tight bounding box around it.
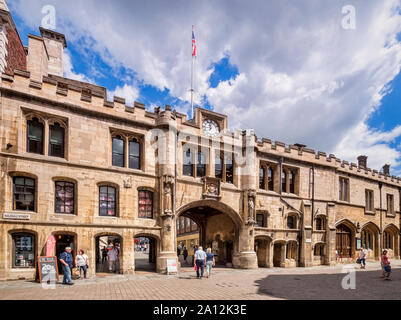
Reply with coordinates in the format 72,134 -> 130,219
383,164 -> 390,176
357,155 -> 367,169
39,27 -> 67,77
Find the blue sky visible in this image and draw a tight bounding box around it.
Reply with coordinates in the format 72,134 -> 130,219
8,0 -> 401,175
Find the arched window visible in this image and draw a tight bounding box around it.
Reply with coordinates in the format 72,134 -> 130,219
27,117 -> 44,155
289,171 -> 295,194
112,136 -> 125,167
49,122 -> 65,158
99,186 -> 117,216
287,215 -> 296,229
259,167 -> 266,190
13,177 -> 35,211
129,138 -> 141,170
138,190 -> 153,219
55,181 -> 75,214
183,149 -> 194,177
384,231 -> 393,249
282,171 -> 287,193
197,152 -> 206,177
12,232 -> 36,268
215,155 -> 223,179
362,230 -> 372,250
268,167 -> 274,191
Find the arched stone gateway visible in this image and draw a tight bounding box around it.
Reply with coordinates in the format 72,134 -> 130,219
360,222 -> 380,260
383,224 -> 400,259
176,200 -> 257,269
335,220 -> 357,260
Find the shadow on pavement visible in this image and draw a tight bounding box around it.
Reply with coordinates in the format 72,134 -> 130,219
255,268 -> 401,300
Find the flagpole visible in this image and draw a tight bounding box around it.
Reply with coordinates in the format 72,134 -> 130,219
191,25 -> 195,120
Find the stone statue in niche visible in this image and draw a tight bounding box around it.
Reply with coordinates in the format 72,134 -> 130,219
247,196 -> 256,224
163,182 -> 173,213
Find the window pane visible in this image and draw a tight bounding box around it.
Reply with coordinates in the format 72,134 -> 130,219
27,118 -> 44,154
215,156 -> 223,179
112,138 -> 125,167
129,140 -> 141,170
13,234 -> 35,268
139,191 -> 153,219
55,182 -> 74,214
197,152 -> 206,177
13,177 -> 35,211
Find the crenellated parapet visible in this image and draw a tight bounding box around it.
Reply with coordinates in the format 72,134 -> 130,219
256,136 -> 401,187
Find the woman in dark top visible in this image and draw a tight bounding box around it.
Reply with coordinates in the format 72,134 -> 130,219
205,248 -> 215,278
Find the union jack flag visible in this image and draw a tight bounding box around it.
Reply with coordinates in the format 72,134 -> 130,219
192,29 -> 197,57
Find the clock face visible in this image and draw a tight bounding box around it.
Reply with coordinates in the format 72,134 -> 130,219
202,120 -> 220,137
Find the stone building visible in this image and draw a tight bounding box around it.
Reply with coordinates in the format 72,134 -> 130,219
0,2 -> 400,280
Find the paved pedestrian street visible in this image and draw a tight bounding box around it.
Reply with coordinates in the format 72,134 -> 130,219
1,260 -> 401,300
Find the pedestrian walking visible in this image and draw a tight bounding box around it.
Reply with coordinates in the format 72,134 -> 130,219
76,249 -> 89,279
59,247 -> 74,285
183,247 -> 188,264
108,244 -> 119,273
205,248 -> 215,278
102,246 -> 108,263
194,246 -> 207,279
381,250 -> 391,280
358,248 -> 366,269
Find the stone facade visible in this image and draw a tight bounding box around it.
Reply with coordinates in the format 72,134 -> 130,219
0,3 -> 400,280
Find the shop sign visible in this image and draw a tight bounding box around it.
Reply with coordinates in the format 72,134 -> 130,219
2,213 -> 31,220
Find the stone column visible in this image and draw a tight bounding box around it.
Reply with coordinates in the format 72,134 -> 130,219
325,202 -> 337,265
281,243 -> 287,267
122,231 -> 135,274
299,200 -> 313,267
236,189 -> 258,269
157,175 -> 177,273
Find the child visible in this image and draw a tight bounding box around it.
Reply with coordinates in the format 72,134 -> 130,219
381,250 -> 391,280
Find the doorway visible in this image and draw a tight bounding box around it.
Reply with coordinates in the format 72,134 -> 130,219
273,243 -> 283,267
54,234 -> 76,274
95,235 -> 122,273
134,236 -> 157,272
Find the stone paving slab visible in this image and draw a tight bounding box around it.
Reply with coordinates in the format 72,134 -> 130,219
1,260 -> 400,300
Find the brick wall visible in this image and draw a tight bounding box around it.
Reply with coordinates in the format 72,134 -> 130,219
4,27 -> 26,75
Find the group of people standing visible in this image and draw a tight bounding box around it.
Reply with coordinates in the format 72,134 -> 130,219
357,248 -> 392,280
59,247 -> 89,285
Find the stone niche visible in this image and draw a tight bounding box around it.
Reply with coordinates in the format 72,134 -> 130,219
202,177 -> 221,200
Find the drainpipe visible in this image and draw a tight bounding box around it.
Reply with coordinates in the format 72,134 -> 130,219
312,164 -> 315,226
379,182 -> 383,252
279,157 -> 283,194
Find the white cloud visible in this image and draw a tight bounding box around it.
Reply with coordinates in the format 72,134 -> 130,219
63,50 -> 93,83
108,83 -> 140,106
9,0 -> 401,172
334,121 -> 401,171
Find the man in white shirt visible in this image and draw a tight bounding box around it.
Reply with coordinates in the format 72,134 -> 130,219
194,246 -> 207,279
108,244 -> 119,273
